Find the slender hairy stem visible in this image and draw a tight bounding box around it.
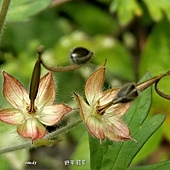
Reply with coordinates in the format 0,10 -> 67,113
0,119 -> 82,154
0,0 -> 11,39
46,118 -> 82,139
0,142 -> 32,154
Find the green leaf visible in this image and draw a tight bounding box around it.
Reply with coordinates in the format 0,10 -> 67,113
143,0 -> 170,22
131,127 -> 163,165
110,0 -> 142,25
89,73 -> 166,170
58,1 -> 117,35
130,160 -> 170,170
89,134 -> 109,170
7,0 -> 51,21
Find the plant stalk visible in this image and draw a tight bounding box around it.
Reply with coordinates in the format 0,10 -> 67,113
0,0 -> 11,39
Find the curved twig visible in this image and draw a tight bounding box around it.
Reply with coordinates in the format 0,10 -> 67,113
41,61 -> 84,72
155,75 -> 170,100
136,70 -> 170,92
40,46 -> 93,72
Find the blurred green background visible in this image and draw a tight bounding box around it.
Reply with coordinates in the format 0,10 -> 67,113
0,0 -> 170,169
